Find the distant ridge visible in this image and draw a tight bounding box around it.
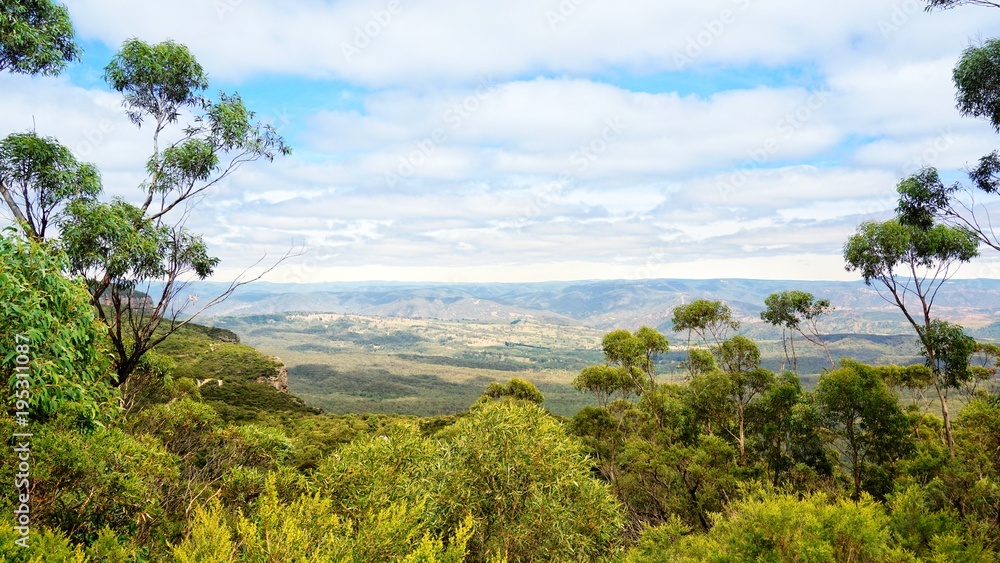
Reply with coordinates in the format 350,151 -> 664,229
170,278 -> 1000,339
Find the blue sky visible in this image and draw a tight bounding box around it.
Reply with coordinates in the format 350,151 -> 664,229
4,0 -> 1000,283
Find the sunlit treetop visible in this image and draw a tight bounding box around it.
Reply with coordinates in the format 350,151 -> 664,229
0,0 -> 79,76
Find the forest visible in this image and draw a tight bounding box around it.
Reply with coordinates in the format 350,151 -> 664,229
6,0 -> 1000,561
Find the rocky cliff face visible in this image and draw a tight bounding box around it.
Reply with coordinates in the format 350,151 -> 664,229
256,357 -> 289,393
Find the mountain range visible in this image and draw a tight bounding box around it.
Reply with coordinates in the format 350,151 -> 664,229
175,278 -> 1000,340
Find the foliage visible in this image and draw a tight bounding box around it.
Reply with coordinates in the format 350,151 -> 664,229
672,300 -> 738,377
750,371 -> 831,487
761,290 -> 836,371
894,38 -> 1000,253
955,38 -> 1000,132
312,423 -> 434,522
598,326 -> 670,396
479,377 -> 545,405
816,360 -> 914,500
574,364 -> 633,407
921,319 -> 978,387
844,219 -> 979,291
671,299 -> 739,347
844,216 -> 979,456
627,490 -> 911,562
430,400 -> 625,562
0,415 -> 180,547
926,0 -> 1000,9
0,233 -> 116,425
617,433 -> 739,533
173,478 -> 472,563
0,0 -> 78,75
34,37 -> 293,387
0,132 -> 101,240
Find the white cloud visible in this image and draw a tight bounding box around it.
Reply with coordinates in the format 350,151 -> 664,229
4,1 -> 1000,283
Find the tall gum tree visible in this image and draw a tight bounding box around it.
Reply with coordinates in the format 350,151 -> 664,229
57,38 -> 291,386
895,38 -> 1000,252
760,290 -> 835,373
843,216 -> 979,456
715,335 -> 772,466
671,299 -> 739,377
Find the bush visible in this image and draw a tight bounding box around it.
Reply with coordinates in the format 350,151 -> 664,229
0,417 -> 179,547
429,400 -> 625,562
627,490 -> 913,562
0,234 -> 116,425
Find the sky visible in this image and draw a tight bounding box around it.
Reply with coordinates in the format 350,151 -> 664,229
4,0 -> 1000,283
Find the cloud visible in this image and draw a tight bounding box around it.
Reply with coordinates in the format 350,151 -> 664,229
5,1 -> 1000,283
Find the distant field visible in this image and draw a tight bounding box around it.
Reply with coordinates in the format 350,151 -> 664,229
216,313 -> 609,416
213,312 -> 939,417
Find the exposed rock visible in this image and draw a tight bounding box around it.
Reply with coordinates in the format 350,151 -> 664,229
256,357 -> 289,393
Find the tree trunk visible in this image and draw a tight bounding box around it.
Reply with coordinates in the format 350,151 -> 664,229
790,331 -> 798,375
934,377 -> 956,457
738,402 -> 746,465
0,182 -> 38,241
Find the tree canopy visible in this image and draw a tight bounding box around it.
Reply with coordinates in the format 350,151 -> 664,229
0,0 -> 79,76
0,132 -> 101,240
844,217 -> 979,456
761,290 -> 835,371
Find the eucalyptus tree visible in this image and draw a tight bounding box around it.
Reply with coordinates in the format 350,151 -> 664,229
56,38 -> 290,386
0,233 -> 116,425
844,217 -> 979,455
599,326 -> 670,397
715,335 -> 772,465
671,299 -> 739,376
0,0 -> 79,75
816,361 -> 913,500
760,290 -> 835,373
0,1 -> 92,239
895,39 -> 1000,253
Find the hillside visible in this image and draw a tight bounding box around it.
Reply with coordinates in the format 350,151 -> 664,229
150,322 -> 321,422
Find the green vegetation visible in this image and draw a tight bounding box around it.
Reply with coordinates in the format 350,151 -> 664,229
6,242 -> 1000,562
0,0 -> 78,76
7,3 -> 1000,561
217,312 -> 608,416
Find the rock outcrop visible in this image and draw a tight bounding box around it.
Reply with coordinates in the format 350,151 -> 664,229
256,357 -> 289,393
